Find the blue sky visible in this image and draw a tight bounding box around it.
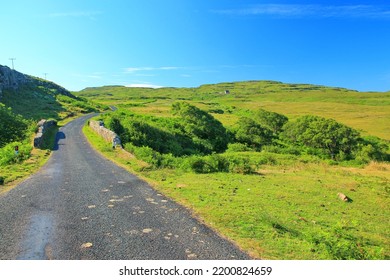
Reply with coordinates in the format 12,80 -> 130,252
1,0 -> 390,92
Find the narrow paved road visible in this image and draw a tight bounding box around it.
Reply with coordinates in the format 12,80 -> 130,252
0,114 -> 250,260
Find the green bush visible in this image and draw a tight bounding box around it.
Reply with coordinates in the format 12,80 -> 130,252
226,156 -> 253,174
354,136 -> 389,163
172,102 -> 229,153
0,105 -> 31,148
0,142 -> 32,166
182,156 -> 213,173
233,117 -> 274,150
262,144 -> 302,155
178,154 -> 254,174
226,143 -> 254,152
124,143 -> 163,167
281,115 -> 360,160
254,108 -> 288,134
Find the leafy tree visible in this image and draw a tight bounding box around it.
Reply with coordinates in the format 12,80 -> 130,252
234,117 -> 273,150
254,109 -> 288,134
281,115 -> 360,159
172,102 -> 229,153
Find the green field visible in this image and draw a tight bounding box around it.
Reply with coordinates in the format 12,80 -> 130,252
78,80 -> 390,260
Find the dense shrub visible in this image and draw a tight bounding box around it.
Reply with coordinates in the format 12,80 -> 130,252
226,143 -> 255,152
354,136 -> 389,163
233,117 -> 274,150
0,105 -> 31,148
172,102 -> 229,153
180,154 -> 254,174
281,115 -> 360,160
254,109 -> 288,134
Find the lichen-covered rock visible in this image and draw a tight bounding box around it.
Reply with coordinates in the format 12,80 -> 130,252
0,65 -> 31,93
33,119 -> 57,148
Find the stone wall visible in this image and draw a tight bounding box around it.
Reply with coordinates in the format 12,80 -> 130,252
33,119 -> 57,148
89,120 -> 121,147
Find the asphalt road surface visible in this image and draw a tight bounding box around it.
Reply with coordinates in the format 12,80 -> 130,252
0,114 -> 250,260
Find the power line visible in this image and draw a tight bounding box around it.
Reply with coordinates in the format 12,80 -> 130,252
9,58 -> 16,70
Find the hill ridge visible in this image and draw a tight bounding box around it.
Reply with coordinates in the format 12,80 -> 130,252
0,64 -> 75,99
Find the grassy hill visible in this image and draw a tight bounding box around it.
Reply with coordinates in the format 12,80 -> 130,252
1,78 -> 104,121
79,80 -> 390,260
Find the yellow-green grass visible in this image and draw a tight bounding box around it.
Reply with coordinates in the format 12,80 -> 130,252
83,124 -> 390,260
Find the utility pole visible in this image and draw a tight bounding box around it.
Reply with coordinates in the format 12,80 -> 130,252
9,58 -> 16,70
43,73 -> 48,80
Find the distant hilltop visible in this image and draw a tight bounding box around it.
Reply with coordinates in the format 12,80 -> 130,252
0,64 -> 74,99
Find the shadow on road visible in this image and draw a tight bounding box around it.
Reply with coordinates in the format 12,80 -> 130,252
53,131 -> 66,151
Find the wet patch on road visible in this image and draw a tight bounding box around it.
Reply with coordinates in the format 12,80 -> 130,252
16,213 -> 54,260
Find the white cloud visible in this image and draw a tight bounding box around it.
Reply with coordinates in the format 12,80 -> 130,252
86,75 -> 102,79
125,83 -> 163,88
125,66 -> 181,73
214,4 -> 390,19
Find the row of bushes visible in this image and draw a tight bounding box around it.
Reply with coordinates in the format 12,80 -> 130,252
100,103 -> 389,174
124,142 -> 281,174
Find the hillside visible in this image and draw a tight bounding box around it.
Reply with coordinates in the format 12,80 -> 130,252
0,65 -> 102,121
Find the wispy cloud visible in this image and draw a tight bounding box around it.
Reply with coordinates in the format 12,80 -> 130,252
86,75 -> 102,79
214,4 -> 390,19
49,11 -> 103,20
125,66 -> 181,73
125,83 -> 163,88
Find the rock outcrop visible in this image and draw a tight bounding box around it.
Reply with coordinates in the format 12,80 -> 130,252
0,64 -> 76,99
0,65 -> 31,98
